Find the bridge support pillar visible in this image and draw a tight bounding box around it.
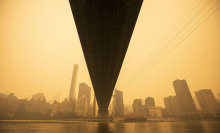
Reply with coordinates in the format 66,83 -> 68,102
98,109 -> 109,117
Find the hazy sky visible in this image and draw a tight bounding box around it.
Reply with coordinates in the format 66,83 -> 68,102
0,0 -> 220,107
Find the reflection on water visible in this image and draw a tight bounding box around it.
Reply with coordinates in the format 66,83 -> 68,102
97,123 -> 111,133
0,121 -> 220,133
114,123 -> 125,133
169,121 -> 205,133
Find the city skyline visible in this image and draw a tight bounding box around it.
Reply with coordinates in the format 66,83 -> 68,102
1,78 -> 220,118
0,0 -> 220,107
0,76 -> 220,108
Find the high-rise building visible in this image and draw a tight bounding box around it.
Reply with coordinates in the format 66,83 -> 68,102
132,99 -> 142,114
113,89 -> 124,116
78,82 -> 91,115
69,64 -> 78,100
75,95 -> 88,116
173,79 -> 197,114
195,89 -> 219,114
145,97 -> 155,107
164,96 -> 180,117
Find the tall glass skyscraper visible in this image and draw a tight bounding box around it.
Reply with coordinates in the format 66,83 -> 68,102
69,64 -> 78,100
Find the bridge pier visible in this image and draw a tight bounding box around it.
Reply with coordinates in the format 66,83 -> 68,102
98,109 -> 109,117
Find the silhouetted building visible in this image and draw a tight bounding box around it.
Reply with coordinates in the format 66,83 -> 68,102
0,93 -> 6,98
49,101 -> 60,118
173,79 -> 197,114
164,96 -> 180,117
7,93 -> 17,99
58,99 -> 75,113
113,89 -> 124,116
75,95 -> 88,117
195,89 -> 219,114
145,97 -> 155,107
124,104 -> 133,115
147,107 -> 163,118
78,83 -> 91,115
25,93 -> 49,115
26,96 -> 49,115
69,64 -> 78,101
0,93 -> 81,120
0,93 -> 18,119
132,99 -> 142,114
31,93 -> 46,102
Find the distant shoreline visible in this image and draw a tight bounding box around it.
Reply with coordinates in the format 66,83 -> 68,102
0,120 -> 80,123
0,119 -> 219,123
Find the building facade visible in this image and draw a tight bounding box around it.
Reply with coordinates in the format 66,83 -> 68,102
195,89 -> 219,114
58,99 -> 75,114
75,95 -> 88,117
78,82 -> 91,115
164,96 -> 180,117
31,93 -> 46,102
113,89 -> 124,116
145,97 -> 155,107
173,79 -> 197,114
132,99 -> 142,114
147,107 -> 163,118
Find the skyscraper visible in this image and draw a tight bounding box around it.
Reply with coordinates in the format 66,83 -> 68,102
78,82 -> 91,115
164,96 -> 180,117
132,99 -> 142,114
69,64 -> 78,100
195,89 -> 219,114
145,97 -> 155,107
113,89 -> 124,116
173,79 -> 197,114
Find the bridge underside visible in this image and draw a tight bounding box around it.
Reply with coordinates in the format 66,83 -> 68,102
69,0 -> 143,116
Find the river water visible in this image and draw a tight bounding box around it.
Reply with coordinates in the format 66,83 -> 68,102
0,121 -> 219,133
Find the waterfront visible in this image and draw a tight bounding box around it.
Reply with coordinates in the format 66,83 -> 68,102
0,121 -> 220,133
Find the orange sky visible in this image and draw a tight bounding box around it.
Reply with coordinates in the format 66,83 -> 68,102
0,0 -> 220,107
